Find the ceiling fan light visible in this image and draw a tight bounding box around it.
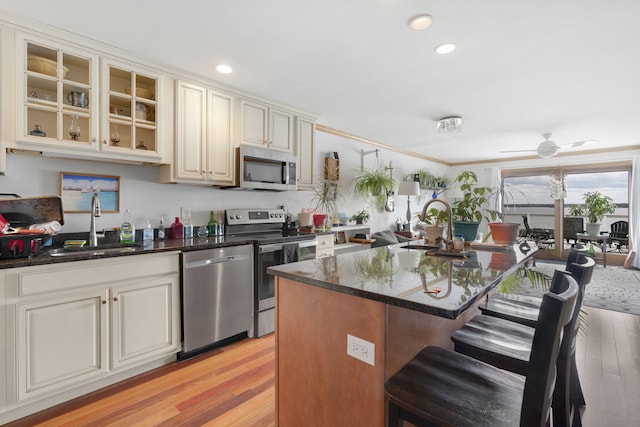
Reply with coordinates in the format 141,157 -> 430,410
537,140 -> 559,158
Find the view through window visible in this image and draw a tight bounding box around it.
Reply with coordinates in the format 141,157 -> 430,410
502,166 -> 630,255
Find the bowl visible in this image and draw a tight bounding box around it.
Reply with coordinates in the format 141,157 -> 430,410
27,55 -> 69,78
125,87 -> 154,100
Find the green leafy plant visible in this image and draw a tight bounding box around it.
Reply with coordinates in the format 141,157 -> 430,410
574,191 -> 617,223
421,207 -> 449,227
350,209 -> 370,223
311,176 -> 342,214
352,168 -> 396,210
451,171 -> 497,222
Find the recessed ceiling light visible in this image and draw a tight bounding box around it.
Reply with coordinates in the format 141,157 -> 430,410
408,14 -> 433,30
215,64 -> 233,74
435,43 -> 456,54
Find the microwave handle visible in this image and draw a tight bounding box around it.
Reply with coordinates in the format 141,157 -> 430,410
283,162 -> 289,184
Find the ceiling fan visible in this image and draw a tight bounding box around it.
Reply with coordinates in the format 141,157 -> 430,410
501,133 -> 593,158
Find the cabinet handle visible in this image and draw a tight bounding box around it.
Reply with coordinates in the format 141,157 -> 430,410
113,296 -> 119,302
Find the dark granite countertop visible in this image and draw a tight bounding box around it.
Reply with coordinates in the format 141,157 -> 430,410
0,234 -> 257,269
268,240 -> 538,319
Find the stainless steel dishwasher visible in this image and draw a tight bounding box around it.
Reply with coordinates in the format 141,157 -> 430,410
179,244 -> 254,360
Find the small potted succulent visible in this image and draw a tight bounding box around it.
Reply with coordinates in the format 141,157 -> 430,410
350,209 -> 371,225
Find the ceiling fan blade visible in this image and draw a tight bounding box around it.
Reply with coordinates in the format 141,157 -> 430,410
500,149 -> 537,153
561,139 -> 595,148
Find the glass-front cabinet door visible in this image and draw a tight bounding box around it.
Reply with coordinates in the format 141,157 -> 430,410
101,58 -> 161,159
17,33 -> 99,152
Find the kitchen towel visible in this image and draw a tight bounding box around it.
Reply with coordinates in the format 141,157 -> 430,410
283,243 -> 299,263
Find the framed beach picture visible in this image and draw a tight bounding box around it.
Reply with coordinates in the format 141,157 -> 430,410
60,172 -> 120,213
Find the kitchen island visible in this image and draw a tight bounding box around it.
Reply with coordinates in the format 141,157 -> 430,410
268,240 -> 537,426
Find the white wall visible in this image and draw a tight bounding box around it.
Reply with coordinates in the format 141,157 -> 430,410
0,132 -> 445,233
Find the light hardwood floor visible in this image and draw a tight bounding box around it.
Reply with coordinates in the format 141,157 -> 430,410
6,306 -> 639,426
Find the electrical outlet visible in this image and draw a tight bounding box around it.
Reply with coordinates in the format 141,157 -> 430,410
347,334 -> 375,366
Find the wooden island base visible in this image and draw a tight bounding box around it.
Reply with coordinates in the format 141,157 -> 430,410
275,277 -> 481,426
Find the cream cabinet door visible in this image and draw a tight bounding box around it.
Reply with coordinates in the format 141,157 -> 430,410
206,88 -> 235,185
239,98 -> 268,148
110,275 -> 180,371
268,106 -> 294,152
175,80 -> 207,182
15,31 -> 100,153
295,116 -> 315,190
100,57 -> 163,161
16,289 -> 109,401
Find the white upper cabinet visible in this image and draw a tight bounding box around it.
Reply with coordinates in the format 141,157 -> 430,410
16,31 -> 100,153
164,80 -> 234,185
100,57 -> 163,161
295,115 -> 315,190
238,97 -> 293,152
11,30 -> 168,164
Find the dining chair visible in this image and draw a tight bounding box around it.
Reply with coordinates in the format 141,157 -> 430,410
608,220 -> 629,252
384,270 -> 579,427
451,255 -> 595,427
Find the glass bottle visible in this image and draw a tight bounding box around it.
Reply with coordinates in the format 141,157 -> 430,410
157,216 -> 165,240
453,234 -> 465,251
69,115 -> 80,141
171,216 -> 184,239
207,210 -> 217,236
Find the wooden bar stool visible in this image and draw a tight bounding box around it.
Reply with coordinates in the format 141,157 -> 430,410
478,246 -> 591,407
451,255 -> 595,427
385,270 -> 579,427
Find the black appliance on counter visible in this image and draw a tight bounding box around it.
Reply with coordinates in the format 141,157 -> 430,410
226,208 -> 317,337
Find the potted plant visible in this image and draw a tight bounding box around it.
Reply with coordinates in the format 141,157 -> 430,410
571,191 -> 616,236
450,171 -> 496,242
353,168 -> 396,210
485,181 -> 529,245
310,175 -> 342,230
350,209 -> 370,224
420,207 -> 449,243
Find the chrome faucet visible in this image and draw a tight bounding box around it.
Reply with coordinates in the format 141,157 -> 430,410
89,192 -> 102,247
420,198 -> 453,250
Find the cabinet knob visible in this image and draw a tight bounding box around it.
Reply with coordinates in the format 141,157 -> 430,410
113,296 -> 119,302
102,300 -> 107,304
103,140 -> 108,145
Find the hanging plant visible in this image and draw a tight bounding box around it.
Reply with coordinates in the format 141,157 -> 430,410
352,168 -> 396,210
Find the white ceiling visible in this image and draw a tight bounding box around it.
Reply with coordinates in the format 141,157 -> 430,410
2,0 -> 640,164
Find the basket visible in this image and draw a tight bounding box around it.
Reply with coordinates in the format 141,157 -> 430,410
27,55 -> 69,78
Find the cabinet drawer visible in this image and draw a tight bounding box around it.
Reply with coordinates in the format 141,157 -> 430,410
316,234 -> 334,258
7,252 -> 180,297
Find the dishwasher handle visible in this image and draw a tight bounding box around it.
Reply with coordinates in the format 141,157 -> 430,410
184,254 -> 247,270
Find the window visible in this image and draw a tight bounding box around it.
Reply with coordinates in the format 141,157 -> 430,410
502,163 -> 630,259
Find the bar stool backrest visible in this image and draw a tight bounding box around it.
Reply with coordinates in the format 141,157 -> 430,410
521,270 -> 578,427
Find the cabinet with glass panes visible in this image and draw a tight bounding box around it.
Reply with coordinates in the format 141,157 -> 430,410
101,58 -> 160,158
18,32 -> 99,152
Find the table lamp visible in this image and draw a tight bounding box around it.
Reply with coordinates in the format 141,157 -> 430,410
397,181 -> 421,224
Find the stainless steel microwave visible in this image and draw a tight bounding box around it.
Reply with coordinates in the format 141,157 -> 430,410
235,145 -> 297,191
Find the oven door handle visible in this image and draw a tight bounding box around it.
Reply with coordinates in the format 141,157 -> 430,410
259,243 -> 284,253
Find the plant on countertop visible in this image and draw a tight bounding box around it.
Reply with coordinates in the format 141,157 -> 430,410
451,171 -> 497,223
421,207 -> 449,227
311,175 -> 342,215
352,168 -> 396,210
350,209 -> 370,224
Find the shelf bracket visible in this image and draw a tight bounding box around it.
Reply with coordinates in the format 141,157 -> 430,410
360,149 -> 379,169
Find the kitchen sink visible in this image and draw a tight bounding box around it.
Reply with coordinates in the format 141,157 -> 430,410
49,243 -> 144,257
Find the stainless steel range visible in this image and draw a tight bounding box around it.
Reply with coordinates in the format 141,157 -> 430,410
226,208 -> 317,337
